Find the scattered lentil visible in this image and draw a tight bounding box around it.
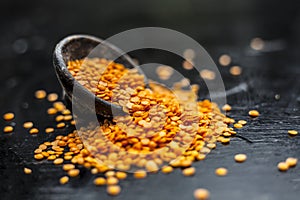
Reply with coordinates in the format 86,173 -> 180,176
229,66 -> 242,76
277,162 -> 289,172
3,112 -> 14,121
234,123 -> 243,129
68,169 -> 80,177
29,128 -> 39,134
59,176 -> 69,185
47,93 -> 58,102
57,122 -> 66,129
134,170 -> 147,179
238,120 -> 247,125
24,167 -> 32,174
35,90 -> 47,99
34,154 -> 44,160
248,110 -> 260,117
106,185 -> 121,196
219,54 -> 231,66
183,60 -> 194,70
250,37 -> 264,51
94,177 -> 106,186
115,171 -> 127,180
63,164 -> 75,171
54,158 -> 64,165
3,126 -> 14,133
286,157 -> 297,167
194,188 -> 210,200
234,154 -> 247,163
182,167 -> 196,176
47,108 -> 57,115
215,167 -> 228,176
222,104 -> 232,112
45,127 -> 54,133
288,130 -> 298,136
23,121 -> 33,129
200,69 -> 215,80
106,177 -> 119,185
161,166 -> 173,174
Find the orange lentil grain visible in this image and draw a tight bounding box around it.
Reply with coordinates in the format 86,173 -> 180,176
3,112 -> 14,121
35,90 -> 47,99
59,176 -> 69,185
3,126 -> 14,133
24,167 -> 32,174
106,185 -> 121,196
23,121 -> 33,129
94,177 -> 106,186
29,128 -> 39,134
194,188 -> 210,200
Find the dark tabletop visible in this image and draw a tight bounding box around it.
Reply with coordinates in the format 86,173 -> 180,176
1,0 -> 300,200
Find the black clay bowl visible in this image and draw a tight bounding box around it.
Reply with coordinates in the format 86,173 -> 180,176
53,34 -> 144,117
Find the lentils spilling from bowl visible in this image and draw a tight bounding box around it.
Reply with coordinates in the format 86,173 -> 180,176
2,56 -> 297,199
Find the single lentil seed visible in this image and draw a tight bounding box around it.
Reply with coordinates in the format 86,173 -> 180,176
29,128 -> 39,134
134,170 -> 147,179
53,158 -> 64,165
63,115 -> 73,121
24,167 -> 32,174
200,69 -> 215,80
222,104 -> 232,112
45,127 -> 54,133
238,120 -> 247,125
194,188 -> 210,200
47,93 -> 58,102
105,171 -> 115,177
94,177 -> 106,186
278,162 -> 289,172
250,37 -> 264,50
35,90 -> 47,99
47,108 -> 57,115
63,164 -> 75,171
234,154 -> 247,163
230,66 -> 242,76
182,167 -> 196,176
215,167 -> 228,176
3,112 -> 14,121
221,138 -> 230,144
59,176 -> 69,185
288,130 -> 298,136
106,177 -> 119,185
115,171 -> 127,180
234,123 -> 243,129
106,185 -> 121,196
55,115 -> 64,122
207,143 -> 216,149
23,121 -> 33,129
219,54 -> 231,66
3,126 -> 13,133
34,149 -> 42,154
68,169 -> 80,177
248,110 -> 260,117
286,157 -> 297,167
34,154 -> 44,160
64,155 -> 73,160
47,155 -> 57,160
161,166 -> 173,174
57,122 -> 66,129
91,168 -> 98,174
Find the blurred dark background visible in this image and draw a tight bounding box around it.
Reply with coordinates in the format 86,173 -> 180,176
1,0 -> 300,106
0,1 -> 300,200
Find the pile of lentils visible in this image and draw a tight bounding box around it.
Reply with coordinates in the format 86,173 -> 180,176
2,55 -> 298,200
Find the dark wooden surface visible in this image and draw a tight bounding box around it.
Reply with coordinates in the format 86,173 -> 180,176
0,0 -> 300,199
